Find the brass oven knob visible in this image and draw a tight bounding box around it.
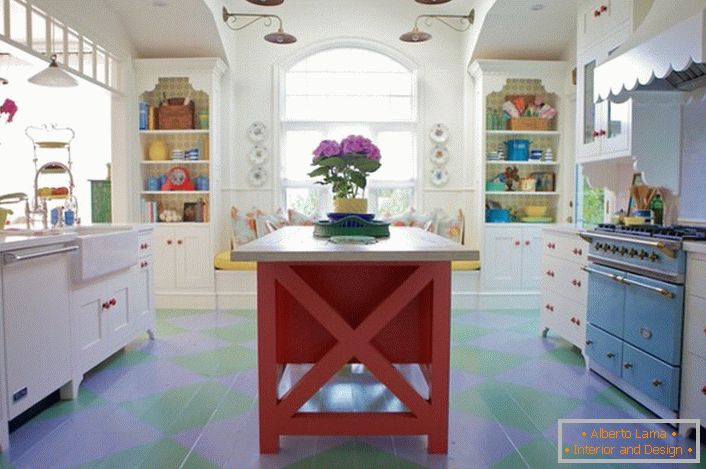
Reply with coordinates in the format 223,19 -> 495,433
639,250 -> 648,260
619,247 -> 628,256
602,244 -> 611,252
606,352 -> 616,358
652,379 -> 663,387
623,363 -> 633,369
594,242 -> 602,250
611,245 -> 619,253
629,249 -> 638,258
649,252 -> 658,262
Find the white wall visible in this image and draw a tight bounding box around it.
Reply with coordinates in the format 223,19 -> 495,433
220,0 -> 470,250
678,100 -> 706,224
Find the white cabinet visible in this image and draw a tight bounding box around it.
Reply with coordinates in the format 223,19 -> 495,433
577,0 -> 634,52
154,224 -> 214,292
482,225 -> 542,291
133,229 -> 155,335
1,243 -> 74,420
540,227 -> 589,352
679,252 -> 706,436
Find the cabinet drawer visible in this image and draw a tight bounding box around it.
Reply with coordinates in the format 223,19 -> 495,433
542,291 -> 586,348
685,295 -> 706,360
542,255 -> 588,305
543,232 -> 588,265
138,232 -> 153,257
578,0 -> 631,51
586,324 -> 622,376
622,343 -> 680,411
586,264 -> 625,337
687,255 -> 706,300
624,273 -> 684,365
681,352 -> 706,422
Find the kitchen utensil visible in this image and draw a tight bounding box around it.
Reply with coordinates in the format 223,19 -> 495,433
630,185 -> 657,210
485,208 -> 510,223
524,205 -> 547,217
504,139 -> 530,161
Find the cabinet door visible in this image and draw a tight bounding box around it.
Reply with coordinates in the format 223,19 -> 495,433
482,227 -> 523,290
2,249 -> 72,419
175,226 -> 214,289
153,226 -> 175,291
521,226 -> 543,290
577,47 -> 603,160
71,285 -> 109,373
133,257 -> 154,331
107,280 -> 134,349
597,35 -> 632,157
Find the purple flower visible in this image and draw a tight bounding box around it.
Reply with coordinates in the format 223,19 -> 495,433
312,139 -> 341,161
367,144 -> 381,161
341,135 -> 373,155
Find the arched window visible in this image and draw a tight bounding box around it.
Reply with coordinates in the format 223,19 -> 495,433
279,45 -> 417,216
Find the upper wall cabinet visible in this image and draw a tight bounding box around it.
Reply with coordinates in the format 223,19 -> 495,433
578,0 -> 633,52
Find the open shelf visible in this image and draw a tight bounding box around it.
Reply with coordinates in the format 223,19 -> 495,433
141,191 -> 210,195
486,160 -> 558,166
139,129 -> 209,135
485,191 -> 559,196
140,160 -> 209,165
486,130 -> 560,136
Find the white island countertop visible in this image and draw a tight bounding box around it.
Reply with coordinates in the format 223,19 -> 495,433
684,241 -> 706,255
232,226 -> 479,262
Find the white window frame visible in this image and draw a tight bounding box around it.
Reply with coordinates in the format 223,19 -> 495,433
274,39 -> 421,216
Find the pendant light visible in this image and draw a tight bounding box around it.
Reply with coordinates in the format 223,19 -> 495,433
415,0 -> 452,4
222,7 -> 296,44
246,0 -> 284,5
400,9 -> 474,43
27,54 -> 77,87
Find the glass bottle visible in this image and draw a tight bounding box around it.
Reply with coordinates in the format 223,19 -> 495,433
650,194 -> 664,226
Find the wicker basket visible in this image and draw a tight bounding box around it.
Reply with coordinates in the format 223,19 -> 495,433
507,117 -> 552,131
157,101 -> 195,130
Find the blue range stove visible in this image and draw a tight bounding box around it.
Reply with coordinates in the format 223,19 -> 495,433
579,224 -> 706,419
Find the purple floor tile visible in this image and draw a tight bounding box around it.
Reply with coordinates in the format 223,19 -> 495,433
83,359 -> 206,403
164,312 -> 245,331
134,330 -> 233,358
449,369 -> 487,394
229,368 -> 259,398
239,339 -> 258,352
468,330 -> 560,357
7,412 -> 73,462
12,406 -> 162,468
494,358 -> 607,401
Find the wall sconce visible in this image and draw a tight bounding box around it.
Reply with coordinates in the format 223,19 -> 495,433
399,9 -> 474,43
222,7 -> 296,44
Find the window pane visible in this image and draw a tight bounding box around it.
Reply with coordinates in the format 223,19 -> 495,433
31,8 -> 46,52
9,0 -> 27,45
373,131 -> 415,181
283,130 -> 324,180
581,175 -> 604,227
375,188 -> 412,216
286,188 -> 322,217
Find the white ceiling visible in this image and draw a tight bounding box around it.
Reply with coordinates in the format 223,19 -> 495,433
473,0 -> 578,60
104,0 -> 225,59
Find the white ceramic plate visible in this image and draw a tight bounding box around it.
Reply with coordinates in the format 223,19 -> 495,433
430,166 -> 449,186
248,166 -> 267,187
247,122 -> 267,142
429,123 -> 449,143
249,144 -> 269,165
430,145 -> 449,165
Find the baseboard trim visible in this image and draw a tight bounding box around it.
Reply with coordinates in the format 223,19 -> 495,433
216,293 -> 257,310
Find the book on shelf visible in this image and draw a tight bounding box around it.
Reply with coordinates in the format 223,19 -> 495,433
142,201 -> 159,223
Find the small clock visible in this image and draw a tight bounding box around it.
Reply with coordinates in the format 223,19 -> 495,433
161,166 -> 195,191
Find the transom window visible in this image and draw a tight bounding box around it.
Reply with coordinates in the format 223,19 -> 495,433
280,46 -> 417,217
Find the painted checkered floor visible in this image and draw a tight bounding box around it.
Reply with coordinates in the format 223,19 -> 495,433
1,308 -> 703,468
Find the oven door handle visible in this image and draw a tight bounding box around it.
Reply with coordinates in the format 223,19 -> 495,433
579,232 -> 676,259
581,266 -> 625,283
621,277 -> 675,299
2,245 -> 78,265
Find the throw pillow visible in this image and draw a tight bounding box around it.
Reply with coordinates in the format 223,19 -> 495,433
435,208 -> 464,244
230,206 -> 259,246
288,208 -> 317,226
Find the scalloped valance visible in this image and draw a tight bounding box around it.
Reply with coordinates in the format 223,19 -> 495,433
594,0 -> 705,102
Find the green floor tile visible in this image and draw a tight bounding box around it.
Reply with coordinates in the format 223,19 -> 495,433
592,386 -> 653,417
285,441 -> 425,469
503,384 -> 582,432
451,381 -> 539,433
542,343 -> 585,367
156,308 -> 208,319
451,346 -> 530,377
169,345 -> 257,377
451,324 -> 495,343
491,438 -> 558,469
75,439 -> 218,469
155,319 -> 189,337
0,453 -> 13,469
120,381 -> 252,435
93,349 -> 156,372
508,321 -> 544,336
34,388 -> 105,422
221,309 -> 257,318
201,320 -> 256,344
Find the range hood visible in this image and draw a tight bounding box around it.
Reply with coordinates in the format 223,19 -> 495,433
594,0 -> 706,101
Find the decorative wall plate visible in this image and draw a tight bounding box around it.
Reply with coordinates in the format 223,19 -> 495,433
429,123 -> 449,143
247,122 -> 267,142
429,145 -> 449,165
248,166 -> 267,187
430,166 -> 449,186
249,144 -> 269,165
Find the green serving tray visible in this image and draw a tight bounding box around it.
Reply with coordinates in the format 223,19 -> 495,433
314,216 -> 390,238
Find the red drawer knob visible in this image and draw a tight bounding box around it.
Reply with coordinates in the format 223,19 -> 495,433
525,240 -> 530,246
702,385 -> 706,396
102,302 -> 109,310
592,130 -> 599,137
599,129 -> 606,136
576,319 -> 581,325
177,240 -> 183,245
594,9 -> 601,17
144,261 -> 148,268
110,298 -> 116,306
600,5 -> 607,12
167,240 -> 172,245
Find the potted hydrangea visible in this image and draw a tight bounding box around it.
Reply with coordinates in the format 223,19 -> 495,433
308,135 -> 381,214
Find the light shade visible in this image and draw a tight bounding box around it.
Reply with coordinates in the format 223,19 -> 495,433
399,28 -> 432,43
246,0 -> 284,4
28,55 -> 77,87
415,0 -> 452,3
264,29 -> 297,44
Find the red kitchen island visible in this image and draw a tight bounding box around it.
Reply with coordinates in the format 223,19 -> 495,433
231,226 -> 478,453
